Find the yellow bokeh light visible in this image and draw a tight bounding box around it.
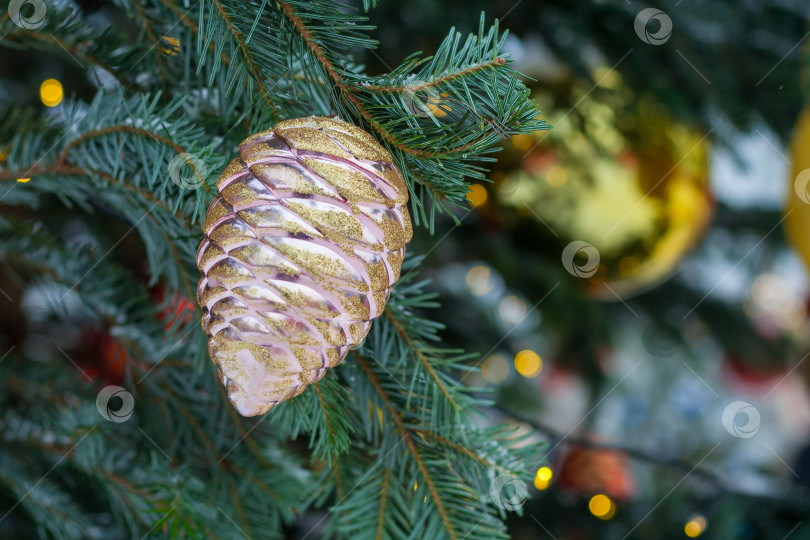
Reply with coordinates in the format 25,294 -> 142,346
511,133 -> 535,151
534,467 -> 553,490
481,354 -> 510,384
466,265 -> 494,296
514,350 -> 542,378
588,494 -> 615,520
467,184 -> 488,207
16,178 -> 30,183
40,79 -> 63,107
684,516 -> 706,537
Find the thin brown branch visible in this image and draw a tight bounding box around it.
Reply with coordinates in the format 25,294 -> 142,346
57,125 -> 211,196
384,309 -> 459,410
157,0 -> 232,67
7,31 -> 138,92
132,2 -> 171,96
362,58 -> 506,94
375,468 -> 391,540
277,1 -> 464,158
313,383 -> 337,450
414,430 -> 506,474
0,162 -> 197,298
354,353 -> 459,540
210,0 -> 279,120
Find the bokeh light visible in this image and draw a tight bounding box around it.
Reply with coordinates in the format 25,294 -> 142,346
514,349 -> 542,378
467,183 -> 488,207
481,354 -> 510,384
40,79 -> 63,107
466,265 -> 494,295
588,494 -> 615,520
684,515 -> 706,537
499,295 -> 527,324
534,467 -> 553,490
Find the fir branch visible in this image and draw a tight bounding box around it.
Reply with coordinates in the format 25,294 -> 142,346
362,57 -> 507,93
57,125 -> 211,196
132,1 -> 171,97
384,308 -> 460,411
209,0 -> 280,119
375,468 -> 391,540
277,0 -> 448,159
354,352 -> 459,540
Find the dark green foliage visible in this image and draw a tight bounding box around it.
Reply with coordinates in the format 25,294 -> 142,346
0,1 -> 547,538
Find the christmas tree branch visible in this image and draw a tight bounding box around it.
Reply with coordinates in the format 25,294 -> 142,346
375,468 -> 392,540
209,0 -> 279,119
131,2 -> 171,96
384,308 -> 460,410
362,57 -> 507,94
354,352 -> 460,540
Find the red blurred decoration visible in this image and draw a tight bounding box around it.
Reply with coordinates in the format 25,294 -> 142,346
557,445 -> 636,501
721,355 -> 785,397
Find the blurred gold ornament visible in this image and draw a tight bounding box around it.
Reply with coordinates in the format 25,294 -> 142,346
498,94 -> 712,300
784,109 -> 810,274
197,116 -> 412,416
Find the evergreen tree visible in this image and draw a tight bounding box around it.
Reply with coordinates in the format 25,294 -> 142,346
0,1 -> 549,538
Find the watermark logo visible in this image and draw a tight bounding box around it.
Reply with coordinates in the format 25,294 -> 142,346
642,321 -> 680,358
8,0 -> 46,29
722,401 -> 760,438
489,474 -> 528,511
402,82 -> 449,119
168,152 -> 207,190
96,385 -> 135,423
793,168 -> 810,204
562,241 -> 600,278
634,8 -> 672,45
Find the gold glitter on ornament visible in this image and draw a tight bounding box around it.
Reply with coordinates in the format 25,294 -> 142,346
197,116 -> 412,416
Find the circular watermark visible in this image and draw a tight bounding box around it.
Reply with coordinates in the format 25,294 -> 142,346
402,82 -> 448,119
561,241 -> 600,278
793,168 -> 810,204
634,8 -> 672,45
96,385 -> 135,423
8,0 -> 46,30
168,152 -> 207,190
489,474 -> 528,511
722,401 -> 760,438
642,321 -> 680,358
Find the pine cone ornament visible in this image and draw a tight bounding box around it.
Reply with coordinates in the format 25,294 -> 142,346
196,116 -> 412,416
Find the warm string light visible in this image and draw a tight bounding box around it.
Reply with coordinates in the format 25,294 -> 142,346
467,183 -> 488,207
588,494 -> 615,520
40,79 -> 63,107
514,350 -> 543,378
684,515 -> 706,537
466,265 -> 494,295
534,467 -> 553,490
481,354 -> 510,384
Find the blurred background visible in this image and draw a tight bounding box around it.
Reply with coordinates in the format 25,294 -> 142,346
2,0 -> 810,538
368,1 -> 810,538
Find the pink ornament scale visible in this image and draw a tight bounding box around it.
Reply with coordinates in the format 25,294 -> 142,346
196,116 -> 412,416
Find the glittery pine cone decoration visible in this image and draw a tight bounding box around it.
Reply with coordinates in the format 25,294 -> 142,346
196,116 -> 412,416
